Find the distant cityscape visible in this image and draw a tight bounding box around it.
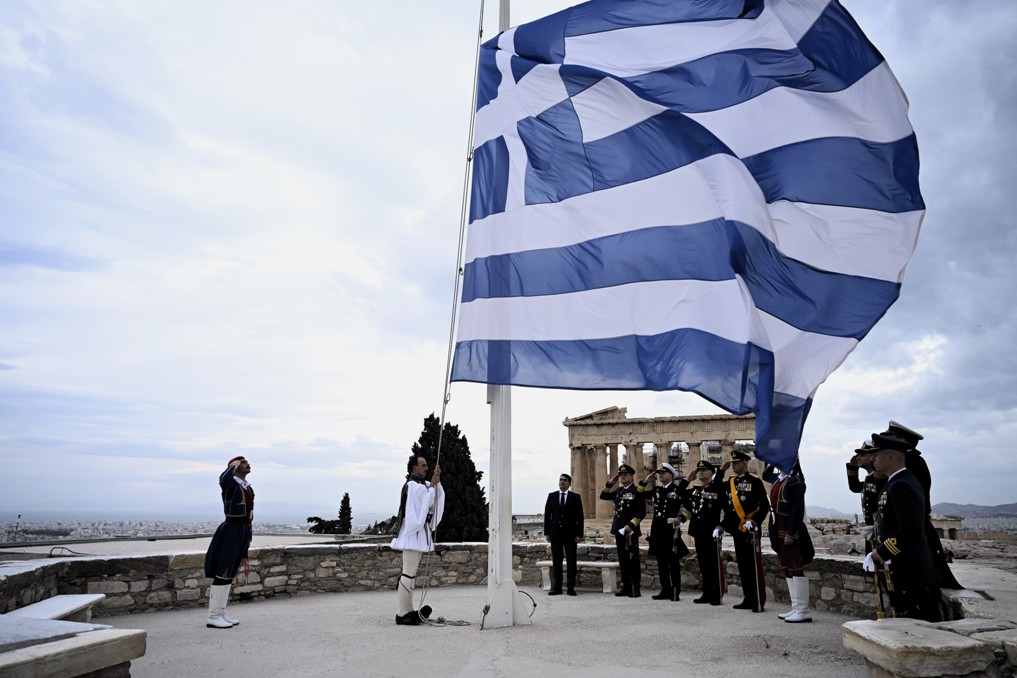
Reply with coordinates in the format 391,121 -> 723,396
2,503 -> 1016,544
0,519 -> 322,543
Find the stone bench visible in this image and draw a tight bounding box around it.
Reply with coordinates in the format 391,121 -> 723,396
535,560 -> 619,593
842,617 -> 1017,677
0,615 -> 146,678
6,594 -> 107,623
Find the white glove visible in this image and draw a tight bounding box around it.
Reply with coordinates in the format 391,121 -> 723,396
862,552 -> 875,573
619,526 -> 630,536
712,528 -> 721,539
667,517 -> 677,524
860,525 -> 874,540
744,520 -> 755,531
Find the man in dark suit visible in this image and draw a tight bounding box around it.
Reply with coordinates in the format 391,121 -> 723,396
544,473 -> 584,596
866,433 -> 940,621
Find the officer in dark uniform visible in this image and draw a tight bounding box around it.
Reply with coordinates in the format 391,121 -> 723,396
718,450 -> 770,612
867,432 -> 939,621
881,420 -> 962,591
883,421 -> 932,512
638,463 -> 689,601
846,439 -> 887,552
681,459 -> 729,605
600,463 -> 646,598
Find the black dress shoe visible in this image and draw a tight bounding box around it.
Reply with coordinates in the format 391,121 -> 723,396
548,589 -> 562,596
614,588 -> 632,597
629,589 -> 641,598
395,612 -> 420,626
693,596 -> 709,604
732,601 -> 754,609
710,600 -> 722,606
566,589 -> 576,596
651,591 -> 671,600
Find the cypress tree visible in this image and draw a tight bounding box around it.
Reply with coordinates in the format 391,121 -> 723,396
338,492 -> 353,534
412,413 -> 488,542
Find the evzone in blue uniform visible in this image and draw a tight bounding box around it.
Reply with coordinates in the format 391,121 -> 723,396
204,455 -> 254,629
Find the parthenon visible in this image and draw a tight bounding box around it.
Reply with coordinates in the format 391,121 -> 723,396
563,406 -> 758,520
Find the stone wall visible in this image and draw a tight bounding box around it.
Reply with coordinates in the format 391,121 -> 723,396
0,543 -> 878,619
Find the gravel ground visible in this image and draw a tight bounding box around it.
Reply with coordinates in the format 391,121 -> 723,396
120,584 -> 866,678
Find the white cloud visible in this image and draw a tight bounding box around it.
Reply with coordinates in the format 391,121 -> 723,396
2,0 -> 1016,524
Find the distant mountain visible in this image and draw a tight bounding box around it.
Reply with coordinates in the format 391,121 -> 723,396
807,505 -> 853,519
933,502 -> 1017,519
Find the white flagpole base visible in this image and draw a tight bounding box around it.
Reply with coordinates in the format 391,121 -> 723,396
484,579 -> 531,628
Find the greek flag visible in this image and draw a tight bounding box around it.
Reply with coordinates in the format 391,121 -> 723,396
451,0 -> 923,470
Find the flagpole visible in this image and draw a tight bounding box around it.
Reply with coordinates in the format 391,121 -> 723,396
484,0 -> 530,630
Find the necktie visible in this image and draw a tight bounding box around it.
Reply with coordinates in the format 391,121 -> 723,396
560,492 -> 566,507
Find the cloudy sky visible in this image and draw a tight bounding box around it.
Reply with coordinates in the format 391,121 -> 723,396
2,1 -> 1015,526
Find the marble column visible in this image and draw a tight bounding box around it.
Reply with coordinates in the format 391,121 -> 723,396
594,445 -> 610,520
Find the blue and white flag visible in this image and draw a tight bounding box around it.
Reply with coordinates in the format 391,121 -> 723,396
451,0 -> 924,470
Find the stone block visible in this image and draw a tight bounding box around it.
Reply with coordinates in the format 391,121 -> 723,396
0,626 -> 146,678
145,591 -> 172,605
176,588 -> 201,602
232,584 -> 263,594
268,566 -> 287,574
441,551 -> 471,564
971,628 -> 1017,663
843,618 -> 996,678
150,578 -> 168,591
937,618 -> 1017,637
88,581 -> 129,594
169,553 -> 205,570
100,596 -> 135,610
184,579 -> 199,588
821,587 -> 836,601
263,576 -> 288,588
314,568 -> 333,578
75,555 -> 172,577
129,581 -> 149,593
851,591 -> 872,605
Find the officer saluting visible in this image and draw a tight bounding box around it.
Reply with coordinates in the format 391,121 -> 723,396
601,464 -> 645,598
846,439 -> 887,552
865,432 -> 939,621
881,419 -> 962,593
717,450 -> 769,612
681,459 -> 730,605
638,463 -> 689,601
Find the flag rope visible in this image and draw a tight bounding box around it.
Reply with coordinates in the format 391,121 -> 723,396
433,0 -> 485,472
414,0 -> 487,626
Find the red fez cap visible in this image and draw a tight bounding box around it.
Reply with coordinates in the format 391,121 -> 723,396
228,455 -> 246,465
